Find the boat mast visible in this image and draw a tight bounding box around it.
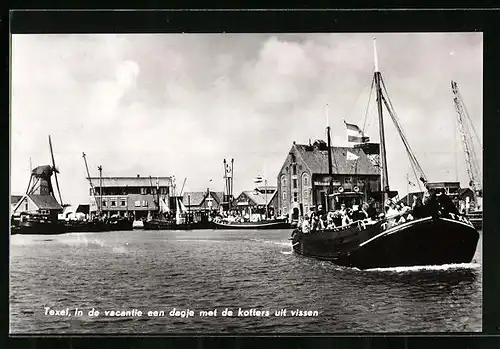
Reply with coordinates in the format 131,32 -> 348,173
82,152 -> 100,216
326,104 -> 333,211
98,165 -> 103,217
373,38 -> 390,206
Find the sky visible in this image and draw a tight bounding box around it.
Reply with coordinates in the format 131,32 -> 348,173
10,33 -> 482,206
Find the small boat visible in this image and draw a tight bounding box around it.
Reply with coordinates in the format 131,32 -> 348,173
212,217 -> 290,230
132,220 -> 145,229
290,38 -> 479,270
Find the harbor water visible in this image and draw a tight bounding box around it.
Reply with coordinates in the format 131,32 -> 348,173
10,229 -> 482,333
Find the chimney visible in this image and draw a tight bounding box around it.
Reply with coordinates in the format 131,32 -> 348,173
137,174 -> 140,178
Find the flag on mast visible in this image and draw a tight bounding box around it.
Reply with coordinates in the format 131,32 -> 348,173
254,175 -> 263,184
344,120 -> 370,144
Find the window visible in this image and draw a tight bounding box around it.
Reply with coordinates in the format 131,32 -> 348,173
303,190 -> 309,201
102,200 -> 107,207
293,192 -> 298,202
282,192 -> 287,202
120,200 -> 127,207
282,207 -> 288,215
134,201 -> 141,207
140,187 -> 147,195
292,178 -> 298,189
111,200 -> 117,207
292,164 -> 297,176
280,175 -> 286,189
25,202 -> 28,211
302,173 -> 309,187
142,200 -> 148,207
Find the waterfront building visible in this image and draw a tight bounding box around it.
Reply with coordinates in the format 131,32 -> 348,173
181,190 -> 224,223
277,140 -> 381,221
233,186 -> 278,218
12,193 -> 63,220
182,190 -> 224,212
88,175 -> 173,219
11,165 -> 64,221
10,195 -> 23,214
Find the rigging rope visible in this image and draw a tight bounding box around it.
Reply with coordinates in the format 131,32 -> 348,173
379,76 -> 428,186
457,88 -> 482,150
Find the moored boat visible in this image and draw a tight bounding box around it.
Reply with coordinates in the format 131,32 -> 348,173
212,217 -> 290,230
290,38 -> 480,269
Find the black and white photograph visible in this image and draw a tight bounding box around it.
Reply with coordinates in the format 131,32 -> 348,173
10,32 -> 482,333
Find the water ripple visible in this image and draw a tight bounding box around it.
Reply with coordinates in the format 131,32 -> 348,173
10,229 -> 482,333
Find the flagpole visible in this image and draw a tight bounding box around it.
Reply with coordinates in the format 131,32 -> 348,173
326,103 -> 329,128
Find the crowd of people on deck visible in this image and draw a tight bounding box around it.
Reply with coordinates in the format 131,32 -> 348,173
213,209 -> 276,223
299,188 -> 460,233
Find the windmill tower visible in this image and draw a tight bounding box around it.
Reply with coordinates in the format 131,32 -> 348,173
13,136 -> 63,220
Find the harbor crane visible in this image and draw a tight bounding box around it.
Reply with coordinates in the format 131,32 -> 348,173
451,80 -> 482,202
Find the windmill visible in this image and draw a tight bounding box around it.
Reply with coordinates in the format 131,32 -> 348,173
25,135 -> 63,206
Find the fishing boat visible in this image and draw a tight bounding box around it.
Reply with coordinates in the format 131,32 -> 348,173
211,159 -> 291,230
143,192 -> 192,230
212,217 -> 290,230
290,39 -> 479,270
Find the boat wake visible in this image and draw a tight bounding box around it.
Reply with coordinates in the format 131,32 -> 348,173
364,262 -> 481,273
250,238 -> 291,248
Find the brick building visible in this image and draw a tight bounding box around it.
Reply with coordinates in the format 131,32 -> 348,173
88,175 -> 173,219
277,140 -> 381,221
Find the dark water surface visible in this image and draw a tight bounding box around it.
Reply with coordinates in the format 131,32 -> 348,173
10,229 -> 482,333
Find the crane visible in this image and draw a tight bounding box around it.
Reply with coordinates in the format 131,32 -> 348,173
451,80 -> 482,202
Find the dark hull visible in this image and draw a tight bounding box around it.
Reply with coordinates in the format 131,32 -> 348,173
291,215 -> 479,270
143,220 -> 193,230
213,220 -> 290,230
11,220 -> 134,235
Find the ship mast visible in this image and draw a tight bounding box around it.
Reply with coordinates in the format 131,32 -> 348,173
326,104 -> 333,211
373,38 -> 390,206
82,152 -> 100,215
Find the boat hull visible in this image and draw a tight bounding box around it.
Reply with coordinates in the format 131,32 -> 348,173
11,219 -> 134,235
292,215 -> 479,270
213,220 -> 290,230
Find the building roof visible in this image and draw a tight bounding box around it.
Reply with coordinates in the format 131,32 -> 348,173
11,195 -> 23,206
88,176 -> 172,187
182,191 -> 224,207
238,190 -> 277,206
255,186 -> 277,192
28,194 -> 63,211
293,144 -> 380,175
